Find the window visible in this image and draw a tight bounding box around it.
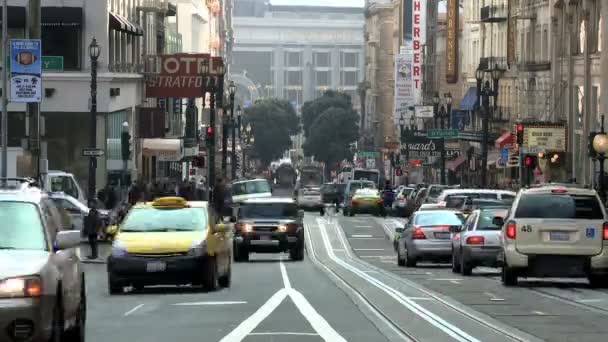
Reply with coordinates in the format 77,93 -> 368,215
0,202 -> 47,250
542,28 -> 548,61
341,52 -> 358,68
314,51 -> 330,67
476,209 -> 509,230
122,207 -> 208,232
285,51 -> 301,67
42,27 -> 81,70
239,203 -> 298,219
341,71 -> 358,86
414,212 -> 465,226
285,70 -> 302,86
315,70 -> 330,86
50,176 -> 79,200
231,180 -> 272,196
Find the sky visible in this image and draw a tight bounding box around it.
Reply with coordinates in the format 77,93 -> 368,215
270,0 -> 364,7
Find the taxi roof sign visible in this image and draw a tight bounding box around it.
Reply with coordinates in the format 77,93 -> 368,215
151,197 -> 189,208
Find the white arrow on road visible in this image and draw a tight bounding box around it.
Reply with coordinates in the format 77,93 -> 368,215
219,262 -> 347,342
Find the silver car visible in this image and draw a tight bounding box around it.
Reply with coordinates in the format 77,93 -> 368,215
296,188 -> 323,210
0,183 -> 86,342
451,208 -> 508,275
397,210 -> 465,267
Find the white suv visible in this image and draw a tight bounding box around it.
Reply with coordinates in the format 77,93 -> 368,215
495,185 -> 608,287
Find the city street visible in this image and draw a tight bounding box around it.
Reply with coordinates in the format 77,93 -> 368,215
80,211 -> 608,341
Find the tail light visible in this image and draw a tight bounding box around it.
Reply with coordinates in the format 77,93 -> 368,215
412,226 -> 426,239
466,236 -> 485,245
506,221 -> 517,239
351,199 -> 359,206
603,222 -> 608,240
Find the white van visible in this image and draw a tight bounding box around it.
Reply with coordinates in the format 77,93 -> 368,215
44,171 -> 86,205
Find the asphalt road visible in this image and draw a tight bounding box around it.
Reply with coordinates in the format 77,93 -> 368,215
81,208 -> 608,342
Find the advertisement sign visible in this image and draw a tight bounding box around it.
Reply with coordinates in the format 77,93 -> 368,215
451,110 -> 467,130
523,126 -> 567,152
412,0 -> 426,105
401,130 -> 444,160
446,0 -> 459,83
145,54 -> 224,98
393,51 -> 414,122
414,105 -> 434,118
9,39 -> 42,103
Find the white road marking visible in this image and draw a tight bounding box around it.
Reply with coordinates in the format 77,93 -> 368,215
359,255 -> 393,258
124,304 -> 144,316
352,237 -> 385,240
449,280 -> 461,285
362,270 -> 379,273
356,225 -> 374,228
431,278 -> 462,282
173,301 -> 247,306
351,234 -> 373,238
425,272 -> 433,275
249,332 -> 319,336
532,311 -> 546,315
577,298 -> 605,303
318,218 -> 481,342
219,262 -> 347,342
484,292 -> 505,302
354,248 -> 388,251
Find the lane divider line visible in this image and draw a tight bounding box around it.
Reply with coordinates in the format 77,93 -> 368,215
317,217 -> 481,342
249,332 -> 318,336
173,301 -> 247,306
124,304 -> 144,316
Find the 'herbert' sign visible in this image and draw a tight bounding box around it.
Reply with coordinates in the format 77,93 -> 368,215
145,54 -> 224,98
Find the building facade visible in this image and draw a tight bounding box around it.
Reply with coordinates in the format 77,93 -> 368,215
232,0 -> 365,158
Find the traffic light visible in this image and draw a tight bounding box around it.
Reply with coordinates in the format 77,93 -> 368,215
205,126 -> 214,146
524,155 -> 536,168
192,156 -> 205,168
395,168 -> 403,177
516,123 -> 524,145
589,131 -> 598,158
121,130 -> 131,160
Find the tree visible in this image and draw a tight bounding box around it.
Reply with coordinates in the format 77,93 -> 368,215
243,98 -> 300,167
301,90 -> 352,138
303,106 -> 359,173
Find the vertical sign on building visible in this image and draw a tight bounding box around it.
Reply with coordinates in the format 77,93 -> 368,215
394,50 -> 414,123
507,0 -> 516,66
412,0 -> 427,105
446,0 -> 459,83
9,39 -> 42,103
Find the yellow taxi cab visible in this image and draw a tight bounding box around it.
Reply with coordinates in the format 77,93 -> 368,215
345,188 -> 386,217
106,197 -> 231,294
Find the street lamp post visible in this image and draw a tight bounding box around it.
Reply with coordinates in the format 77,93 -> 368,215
222,106 -> 228,173
476,64 -> 501,188
243,123 -> 253,176
593,115 -> 608,203
237,105 -> 242,139
229,81 -> 237,180
88,37 -> 100,202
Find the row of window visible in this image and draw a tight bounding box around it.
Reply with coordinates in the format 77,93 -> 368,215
284,50 -> 360,68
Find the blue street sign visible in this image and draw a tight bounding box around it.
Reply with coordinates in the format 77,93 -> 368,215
500,147 -> 509,162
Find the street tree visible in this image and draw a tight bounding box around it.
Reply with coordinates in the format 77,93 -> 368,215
301,90 -> 352,137
243,98 -> 300,167
303,106 -> 359,173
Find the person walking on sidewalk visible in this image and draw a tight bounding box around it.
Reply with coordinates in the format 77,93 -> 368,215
84,200 -> 102,259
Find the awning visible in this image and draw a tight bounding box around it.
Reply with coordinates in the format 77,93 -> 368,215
495,131 -> 514,149
0,6 -> 26,28
109,12 -> 144,36
447,155 -> 467,171
42,7 -> 82,27
142,139 -> 183,162
459,87 -> 478,111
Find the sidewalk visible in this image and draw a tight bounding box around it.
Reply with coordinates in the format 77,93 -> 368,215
78,242 -> 112,264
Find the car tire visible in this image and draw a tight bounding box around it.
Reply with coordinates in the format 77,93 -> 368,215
501,264 -> 518,286
404,247 -> 417,267
290,244 -> 305,261
203,257 -> 219,291
50,298 -> 64,342
397,250 -> 405,267
451,251 -> 461,273
233,245 -> 249,262
218,263 -> 231,288
63,282 -> 86,342
588,274 -> 608,288
108,276 -> 122,295
461,252 -> 473,276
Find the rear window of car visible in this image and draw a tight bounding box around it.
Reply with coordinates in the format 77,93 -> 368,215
401,188 -> 415,196
514,194 -> 604,219
445,196 -> 468,208
121,207 -> 208,232
232,180 -> 271,196
303,189 -> 320,196
414,212 -> 465,226
239,203 -> 298,219
428,186 -> 447,197
477,209 -> 509,230
355,189 -> 379,197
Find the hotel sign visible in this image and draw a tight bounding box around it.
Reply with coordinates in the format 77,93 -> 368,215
446,0 -> 458,83
145,54 -> 224,98
524,126 -> 567,152
412,0 -> 427,105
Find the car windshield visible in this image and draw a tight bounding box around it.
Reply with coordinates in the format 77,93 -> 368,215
477,209 -> 509,230
239,203 -> 298,219
415,212 -> 465,226
353,170 -> 379,183
232,180 -> 271,196
0,202 -> 47,250
515,194 -> 604,219
121,207 -> 208,232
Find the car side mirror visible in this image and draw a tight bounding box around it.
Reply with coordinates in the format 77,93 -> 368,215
493,216 -> 505,226
395,227 -> 404,234
55,231 -> 81,250
298,210 -> 305,219
449,226 -> 462,233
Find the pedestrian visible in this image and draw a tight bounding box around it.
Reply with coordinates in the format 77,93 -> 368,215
84,200 -> 102,259
105,183 -> 117,209
212,178 -> 226,222
128,181 -> 142,205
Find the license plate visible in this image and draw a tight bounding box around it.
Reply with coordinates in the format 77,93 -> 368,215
434,232 -> 451,239
260,235 -> 271,241
550,231 -> 570,241
146,261 -> 166,273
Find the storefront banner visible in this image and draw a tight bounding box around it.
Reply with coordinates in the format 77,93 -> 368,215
401,130 -> 444,160
9,39 -> 42,103
412,0 -> 426,105
393,51 -> 414,123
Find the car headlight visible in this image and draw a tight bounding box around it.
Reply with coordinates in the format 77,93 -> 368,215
0,277 -> 42,298
111,240 -> 128,257
188,239 -> 207,257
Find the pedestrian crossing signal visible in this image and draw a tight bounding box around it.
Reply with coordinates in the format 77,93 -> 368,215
516,123 -> 524,145
205,126 -> 214,145
395,168 -> 403,176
